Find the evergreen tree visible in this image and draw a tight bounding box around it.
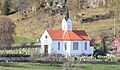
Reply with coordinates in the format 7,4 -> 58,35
2,0 -> 10,15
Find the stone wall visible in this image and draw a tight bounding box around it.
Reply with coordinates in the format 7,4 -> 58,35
87,0 -> 106,8
80,0 -> 106,8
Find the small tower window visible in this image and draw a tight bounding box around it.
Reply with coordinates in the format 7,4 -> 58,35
68,25 -> 70,29
64,25 -> 66,29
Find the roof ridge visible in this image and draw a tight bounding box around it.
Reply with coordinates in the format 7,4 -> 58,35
62,31 -> 66,40
47,30 -> 90,40
68,31 -> 71,40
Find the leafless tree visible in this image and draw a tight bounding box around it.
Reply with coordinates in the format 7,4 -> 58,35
101,32 -> 109,53
35,10 -> 46,23
17,0 -> 28,20
63,57 -> 80,70
0,16 -> 15,49
76,0 -> 85,10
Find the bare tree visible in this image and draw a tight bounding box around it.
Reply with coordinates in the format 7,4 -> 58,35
63,57 -> 80,70
35,10 -> 46,23
76,0 -> 85,10
0,16 -> 15,49
17,0 -> 28,20
101,32 -> 109,53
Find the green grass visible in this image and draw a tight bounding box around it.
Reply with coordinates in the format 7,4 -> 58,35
0,63 -> 120,70
80,64 -> 120,70
14,35 -> 36,44
0,63 -> 62,70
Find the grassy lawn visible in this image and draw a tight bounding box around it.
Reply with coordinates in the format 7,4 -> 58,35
80,64 -> 120,70
0,63 -> 120,70
0,63 -> 62,70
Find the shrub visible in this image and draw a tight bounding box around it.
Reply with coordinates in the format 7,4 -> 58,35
94,52 -> 106,59
2,0 -> 10,15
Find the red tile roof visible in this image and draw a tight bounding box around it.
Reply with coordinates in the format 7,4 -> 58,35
47,30 -> 64,40
47,30 -> 90,40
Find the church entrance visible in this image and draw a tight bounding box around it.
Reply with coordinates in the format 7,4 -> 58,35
44,45 -> 48,55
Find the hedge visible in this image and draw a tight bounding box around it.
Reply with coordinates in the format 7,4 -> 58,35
0,54 -> 30,57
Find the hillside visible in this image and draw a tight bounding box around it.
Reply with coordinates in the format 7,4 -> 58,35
8,8 -> 120,44
0,0 -> 120,45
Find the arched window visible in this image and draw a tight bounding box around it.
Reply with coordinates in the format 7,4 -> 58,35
45,35 -> 47,39
58,42 -> 60,50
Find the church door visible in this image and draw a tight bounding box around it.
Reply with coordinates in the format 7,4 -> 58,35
44,45 -> 48,55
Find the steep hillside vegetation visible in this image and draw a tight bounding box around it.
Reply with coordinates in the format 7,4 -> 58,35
0,0 -> 120,44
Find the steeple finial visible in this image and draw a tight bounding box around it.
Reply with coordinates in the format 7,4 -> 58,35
64,0 -> 67,4
64,0 -> 69,21
64,7 -> 69,21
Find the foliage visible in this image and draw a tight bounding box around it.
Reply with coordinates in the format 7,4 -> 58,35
101,32 -> 108,53
94,52 -> 106,59
1,0 -> 119,44
2,0 -> 10,15
63,56 -> 81,70
0,47 -> 40,56
37,54 -> 64,65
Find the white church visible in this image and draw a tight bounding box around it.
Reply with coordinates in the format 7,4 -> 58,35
40,10 -> 94,56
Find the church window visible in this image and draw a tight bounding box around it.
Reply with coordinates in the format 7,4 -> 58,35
58,42 -> 60,50
85,42 -> 87,50
45,35 -> 47,39
64,42 -> 67,50
73,42 -> 78,50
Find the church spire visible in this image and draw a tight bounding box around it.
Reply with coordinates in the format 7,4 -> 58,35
64,0 -> 69,21
64,0 -> 67,4
64,7 -> 69,21
62,0 -> 72,31
62,7 -> 72,31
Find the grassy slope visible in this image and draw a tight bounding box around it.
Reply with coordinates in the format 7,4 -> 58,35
0,63 -> 120,70
8,12 -> 62,44
7,6 -> 120,44
14,35 -> 35,44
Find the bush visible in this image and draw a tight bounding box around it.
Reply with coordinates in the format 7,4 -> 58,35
2,0 -> 10,15
94,52 -> 106,59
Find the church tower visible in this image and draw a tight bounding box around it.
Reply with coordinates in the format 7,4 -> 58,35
62,8 -> 72,31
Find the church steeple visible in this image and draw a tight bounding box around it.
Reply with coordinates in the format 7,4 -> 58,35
64,8 -> 69,21
62,7 -> 72,31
